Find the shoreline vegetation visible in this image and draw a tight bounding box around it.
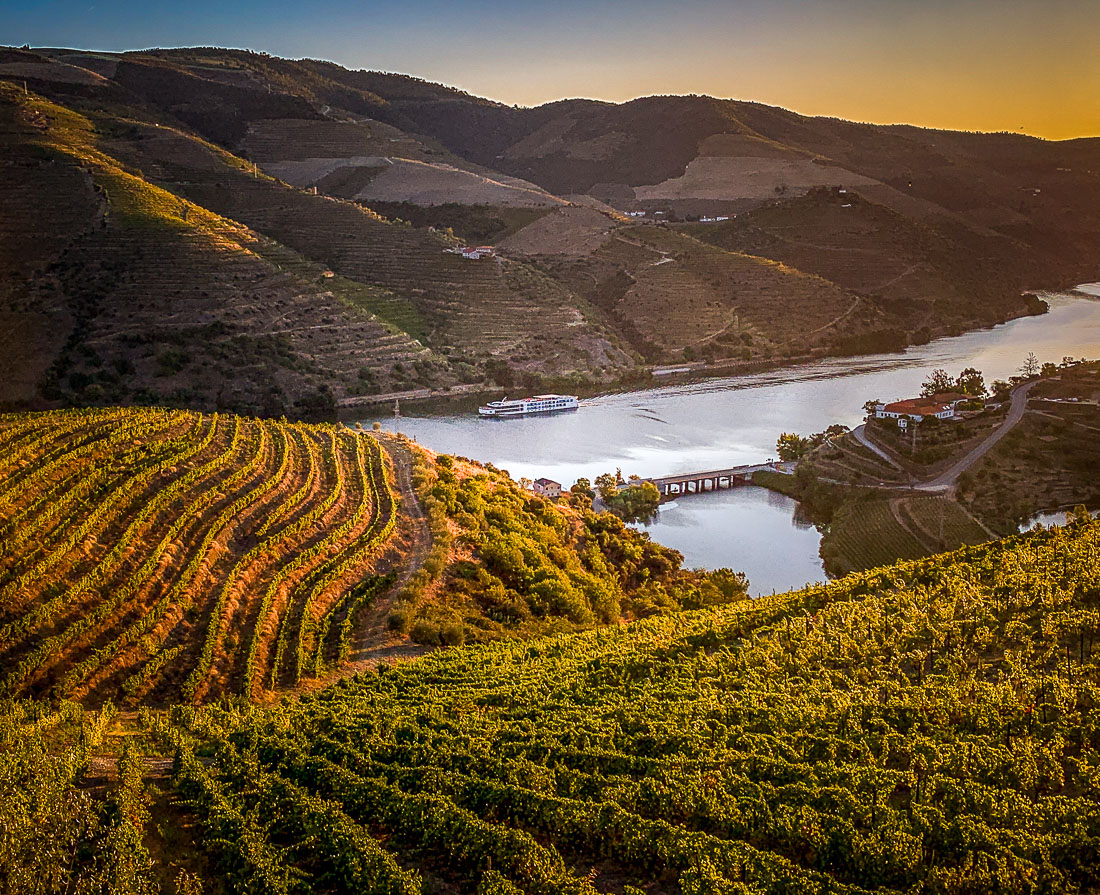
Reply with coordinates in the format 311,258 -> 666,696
338,291 -> 1054,415
755,356 -> 1100,577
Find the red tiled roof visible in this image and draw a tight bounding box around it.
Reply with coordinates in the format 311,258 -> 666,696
883,399 -> 949,415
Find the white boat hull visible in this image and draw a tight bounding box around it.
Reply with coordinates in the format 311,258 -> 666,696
478,395 -> 579,418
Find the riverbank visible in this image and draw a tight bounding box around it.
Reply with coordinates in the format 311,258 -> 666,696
355,292 -> 1100,594
754,360 -> 1098,576
338,288 -> 1064,415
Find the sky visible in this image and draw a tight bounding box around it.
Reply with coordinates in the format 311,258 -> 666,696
4,0 -> 1098,139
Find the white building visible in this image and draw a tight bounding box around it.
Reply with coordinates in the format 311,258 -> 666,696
533,478 -> 562,498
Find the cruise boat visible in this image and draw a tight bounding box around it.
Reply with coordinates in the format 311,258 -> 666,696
478,394 -> 579,418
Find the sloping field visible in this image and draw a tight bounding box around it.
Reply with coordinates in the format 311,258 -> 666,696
822,494 -> 991,576
244,117 -> 565,206
687,187 -> 1033,331
243,117 -> 439,164
179,179 -> 629,371
597,226 -> 878,358
165,520 -> 1100,894
0,408 -> 401,705
497,205 -> 619,257
0,82 -> 451,411
823,498 -> 930,575
634,154 -> 878,201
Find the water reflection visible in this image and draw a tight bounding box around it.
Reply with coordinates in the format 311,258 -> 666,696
631,486 -> 825,596
361,291 -> 1100,591
1019,508 -> 1099,531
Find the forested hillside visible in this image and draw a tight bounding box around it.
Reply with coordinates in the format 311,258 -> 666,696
5,516 -> 1098,893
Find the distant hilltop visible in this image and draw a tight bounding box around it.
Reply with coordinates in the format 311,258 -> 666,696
1,45 -> 1097,418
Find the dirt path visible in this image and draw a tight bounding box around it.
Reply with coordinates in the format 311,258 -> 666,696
888,497 -> 935,552
852,424 -> 905,471
805,296 -> 863,337
334,437 -> 431,668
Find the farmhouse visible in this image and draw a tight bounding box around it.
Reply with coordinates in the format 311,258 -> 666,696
875,393 -> 969,424
532,477 -> 562,498
459,246 -> 496,260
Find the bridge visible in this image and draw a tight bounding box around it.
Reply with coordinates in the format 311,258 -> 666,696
642,462 -> 784,498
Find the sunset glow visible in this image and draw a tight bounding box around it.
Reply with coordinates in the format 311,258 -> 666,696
7,0 -> 1098,139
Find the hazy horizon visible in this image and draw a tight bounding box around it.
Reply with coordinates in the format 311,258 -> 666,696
7,0 -> 1098,141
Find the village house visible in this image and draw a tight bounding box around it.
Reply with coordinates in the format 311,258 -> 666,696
459,245 -> 496,260
532,477 -> 562,498
875,392 -> 970,425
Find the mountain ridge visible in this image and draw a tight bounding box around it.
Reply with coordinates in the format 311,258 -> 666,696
2,45 -> 1096,416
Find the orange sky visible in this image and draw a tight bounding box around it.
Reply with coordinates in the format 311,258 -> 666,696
431,1 -> 1100,141
11,0 -> 1100,139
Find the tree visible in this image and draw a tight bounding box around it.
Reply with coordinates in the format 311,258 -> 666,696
776,432 -> 811,462
607,481 -> 661,524
709,568 -> 750,601
1020,352 -> 1041,378
571,477 -> 594,498
863,399 -> 882,416
921,369 -> 954,397
594,472 -> 620,502
956,367 -> 986,397
1041,362 -> 1058,377
991,379 -> 1011,400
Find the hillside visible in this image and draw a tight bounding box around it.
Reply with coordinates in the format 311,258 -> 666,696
958,360 -> 1100,532
0,77 -> 458,415
7,516 -> 1099,893
2,46 -> 1097,412
0,407 -> 742,706
0,407 -> 406,704
0,51 -> 632,414
684,187 -> 1045,342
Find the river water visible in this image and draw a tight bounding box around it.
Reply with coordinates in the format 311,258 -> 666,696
363,290 -> 1100,594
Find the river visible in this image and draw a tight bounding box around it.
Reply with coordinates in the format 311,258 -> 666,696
362,290 -> 1100,594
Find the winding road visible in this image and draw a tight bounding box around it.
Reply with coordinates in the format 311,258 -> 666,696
913,380 -> 1038,491
848,380 -> 1039,493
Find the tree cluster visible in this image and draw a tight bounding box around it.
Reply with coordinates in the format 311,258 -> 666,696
776,424 -> 849,462
920,366 -> 986,398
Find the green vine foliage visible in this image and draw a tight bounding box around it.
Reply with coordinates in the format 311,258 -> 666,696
170,517 -> 1100,893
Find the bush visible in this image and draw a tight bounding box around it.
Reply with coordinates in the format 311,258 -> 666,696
410,619 -> 441,646
439,621 -> 466,646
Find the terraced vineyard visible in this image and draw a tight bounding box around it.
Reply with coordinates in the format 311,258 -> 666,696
162,518 -> 1100,894
0,407 -> 399,704
821,495 -> 994,576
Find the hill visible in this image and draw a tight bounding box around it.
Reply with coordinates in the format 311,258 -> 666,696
0,407 -> 743,706
0,51 -> 633,414
0,407 -> 405,704
7,516 -> 1099,893
2,46 -> 1097,412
